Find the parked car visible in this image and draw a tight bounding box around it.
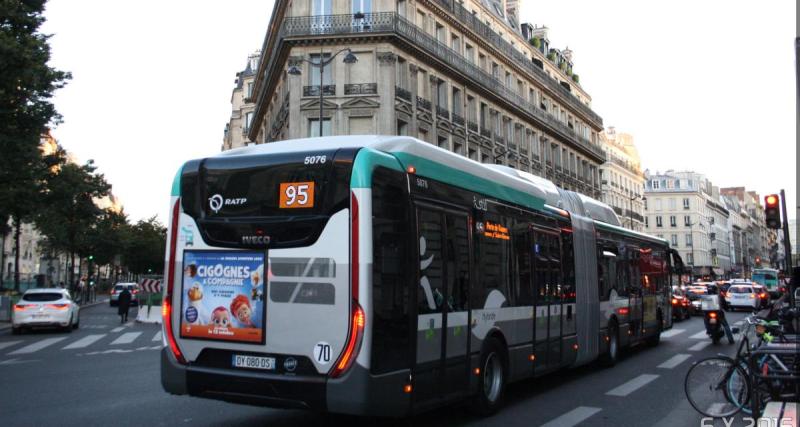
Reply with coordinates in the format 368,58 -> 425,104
110,283 -> 140,307
724,284 -> 760,311
12,288 -> 80,334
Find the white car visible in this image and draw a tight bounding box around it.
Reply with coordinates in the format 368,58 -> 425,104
724,285 -> 759,310
12,288 -> 80,334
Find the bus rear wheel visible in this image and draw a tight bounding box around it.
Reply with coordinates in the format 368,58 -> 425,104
473,337 -> 507,416
600,323 -> 619,367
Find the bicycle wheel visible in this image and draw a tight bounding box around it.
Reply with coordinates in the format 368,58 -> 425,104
685,356 -> 749,418
728,361 -> 771,415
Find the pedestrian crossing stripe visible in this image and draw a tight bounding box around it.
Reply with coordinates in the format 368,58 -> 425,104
110,332 -> 142,345
62,334 -> 106,350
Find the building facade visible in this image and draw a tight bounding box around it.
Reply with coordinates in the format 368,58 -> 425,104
598,127 -> 645,231
644,171 -> 732,279
239,0 -> 607,197
222,51 -> 261,151
721,187 -> 772,271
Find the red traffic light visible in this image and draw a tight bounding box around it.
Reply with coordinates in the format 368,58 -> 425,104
764,194 -> 781,229
765,194 -> 778,207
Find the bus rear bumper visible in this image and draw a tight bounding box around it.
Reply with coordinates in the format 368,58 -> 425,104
160,348 -> 325,410
161,348 -> 411,415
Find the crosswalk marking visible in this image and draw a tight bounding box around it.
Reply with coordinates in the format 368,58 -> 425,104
110,327 -> 124,333
0,341 -> 22,351
8,337 -> 68,355
661,329 -> 685,339
111,332 -> 142,345
152,331 -> 162,342
690,331 -> 709,339
540,407 -> 602,427
658,354 -> 692,369
62,334 -> 106,350
689,341 -> 712,351
606,374 -> 660,397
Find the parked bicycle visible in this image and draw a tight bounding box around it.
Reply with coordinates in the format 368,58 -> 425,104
684,306 -> 800,418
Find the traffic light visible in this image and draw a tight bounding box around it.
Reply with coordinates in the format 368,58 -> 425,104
88,255 -> 94,261
764,194 -> 781,229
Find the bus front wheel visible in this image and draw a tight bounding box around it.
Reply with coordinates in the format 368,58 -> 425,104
473,337 -> 507,416
600,323 -> 619,367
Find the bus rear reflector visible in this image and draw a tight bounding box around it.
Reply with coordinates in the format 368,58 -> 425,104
617,307 -> 630,315
330,302 -> 365,378
164,199 -> 186,365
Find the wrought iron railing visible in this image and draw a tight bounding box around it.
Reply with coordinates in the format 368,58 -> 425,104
344,83 -> 377,95
416,96 -> 432,111
395,86 -> 412,102
436,105 -> 450,119
452,113 -> 465,126
303,85 -> 336,96
467,121 -> 478,132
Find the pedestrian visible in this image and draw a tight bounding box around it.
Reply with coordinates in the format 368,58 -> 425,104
118,286 -> 132,323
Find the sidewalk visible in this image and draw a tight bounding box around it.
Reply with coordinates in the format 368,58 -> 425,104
0,298 -> 110,332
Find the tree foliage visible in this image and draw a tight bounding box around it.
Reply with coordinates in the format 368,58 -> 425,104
122,217 -> 166,275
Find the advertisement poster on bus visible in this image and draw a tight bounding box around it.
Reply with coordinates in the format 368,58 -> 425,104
180,250 -> 266,344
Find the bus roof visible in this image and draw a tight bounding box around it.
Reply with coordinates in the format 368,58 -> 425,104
207,136 -> 632,232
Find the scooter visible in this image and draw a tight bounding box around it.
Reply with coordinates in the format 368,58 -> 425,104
703,309 -> 725,344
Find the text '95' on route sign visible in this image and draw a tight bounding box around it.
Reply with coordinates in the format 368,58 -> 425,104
279,182 -> 315,208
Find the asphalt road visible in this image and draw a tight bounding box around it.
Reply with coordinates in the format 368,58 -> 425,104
0,304 -> 757,427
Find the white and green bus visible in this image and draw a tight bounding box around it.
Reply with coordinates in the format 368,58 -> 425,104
161,135 -> 683,416
752,267 -> 781,298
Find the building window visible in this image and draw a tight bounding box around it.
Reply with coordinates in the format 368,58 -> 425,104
246,82 -> 254,99
684,215 -> 691,226
397,0 -> 406,18
668,198 -> 676,210
686,234 -> 693,246
418,127 -> 428,142
437,135 -> 448,150
452,87 -> 462,116
656,216 -> 663,227
450,34 -> 460,53
687,253 -> 694,265
671,234 -> 678,246
467,95 -> 477,123
312,0 -> 332,15
492,62 -> 499,80
465,44 -> 474,63
683,198 -> 690,210
436,79 -> 447,109
670,216 -> 676,227
308,118 -> 331,137
396,56 -> 408,89
244,112 -> 253,133
435,22 -> 446,43
309,53 -> 332,85
655,199 -> 662,211
645,216 -> 649,228
397,119 -> 408,136
352,0 -> 371,14
453,140 -> 463,155
652,180 -> 660,189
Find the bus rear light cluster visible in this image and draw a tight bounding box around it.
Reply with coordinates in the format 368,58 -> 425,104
330,303 -> 365,378
164,199 -> 186,365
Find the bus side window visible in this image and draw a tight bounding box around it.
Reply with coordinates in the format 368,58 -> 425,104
628,248 -> 642,296
615,247 -> 629,297
370,167 -> 411,375
560,230 -> 575,303
513,225 -> 533,306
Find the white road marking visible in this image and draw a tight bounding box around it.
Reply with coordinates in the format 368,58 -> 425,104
689,341 -> 712,351
540,407 -> 602,427
0,358 -> 38,365
658,354 -> 692,369
8,337 -> 68,355
0,341 -> 22,351
661,329 -> 685,338
152,331 -> 162,342
606,374 -> 660,397
110,332 -> 142,345
62,334 -> 106,350
110,327 -> 124,333
690,331 -> 709,339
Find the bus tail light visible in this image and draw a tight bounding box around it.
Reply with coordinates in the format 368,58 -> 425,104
330,302 -> 365,378
163,199 -> 186,365
330,192 -> 363,379
617,307 -> 629,315
709,312 -> 717,319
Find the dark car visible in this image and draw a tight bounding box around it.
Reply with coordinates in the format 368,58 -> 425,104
671,287 -> 691,321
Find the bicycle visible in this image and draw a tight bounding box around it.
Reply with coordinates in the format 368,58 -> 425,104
684,313 -> 799,418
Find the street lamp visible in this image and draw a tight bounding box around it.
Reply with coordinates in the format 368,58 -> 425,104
288,48 -> 358,137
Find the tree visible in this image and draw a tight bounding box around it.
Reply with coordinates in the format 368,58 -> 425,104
83,208 -> 128,282
36,160 -> 110,287
0,0 -> 70,290
122,217 -> 166,276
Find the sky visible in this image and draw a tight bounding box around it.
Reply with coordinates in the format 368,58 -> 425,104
41,0 -> 796,224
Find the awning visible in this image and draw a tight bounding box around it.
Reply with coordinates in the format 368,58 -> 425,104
712,268 -> 724,276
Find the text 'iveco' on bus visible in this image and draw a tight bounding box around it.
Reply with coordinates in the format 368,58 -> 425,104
160,136 -> 684,416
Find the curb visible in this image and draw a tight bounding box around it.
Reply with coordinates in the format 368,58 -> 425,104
0,298 -> 110,332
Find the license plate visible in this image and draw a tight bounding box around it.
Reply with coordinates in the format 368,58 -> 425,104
709,318 -> 717,324
232,355 -> 275,371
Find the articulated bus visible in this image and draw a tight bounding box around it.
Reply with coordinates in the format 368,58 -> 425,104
161,136 -> 684,416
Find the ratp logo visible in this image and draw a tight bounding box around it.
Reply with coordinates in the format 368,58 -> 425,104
209,194 -> 223,213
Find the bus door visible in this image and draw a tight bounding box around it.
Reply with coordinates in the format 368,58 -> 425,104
627,247 -> 644,340
532,229 -> 562,370
414,205 -> 471,403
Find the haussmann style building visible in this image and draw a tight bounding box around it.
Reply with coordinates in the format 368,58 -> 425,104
233,0 -> 607,198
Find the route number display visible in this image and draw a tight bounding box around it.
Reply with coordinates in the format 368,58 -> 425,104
279,182 -> 315,208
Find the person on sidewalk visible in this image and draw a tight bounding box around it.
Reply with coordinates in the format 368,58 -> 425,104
118,287 -> 132,323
